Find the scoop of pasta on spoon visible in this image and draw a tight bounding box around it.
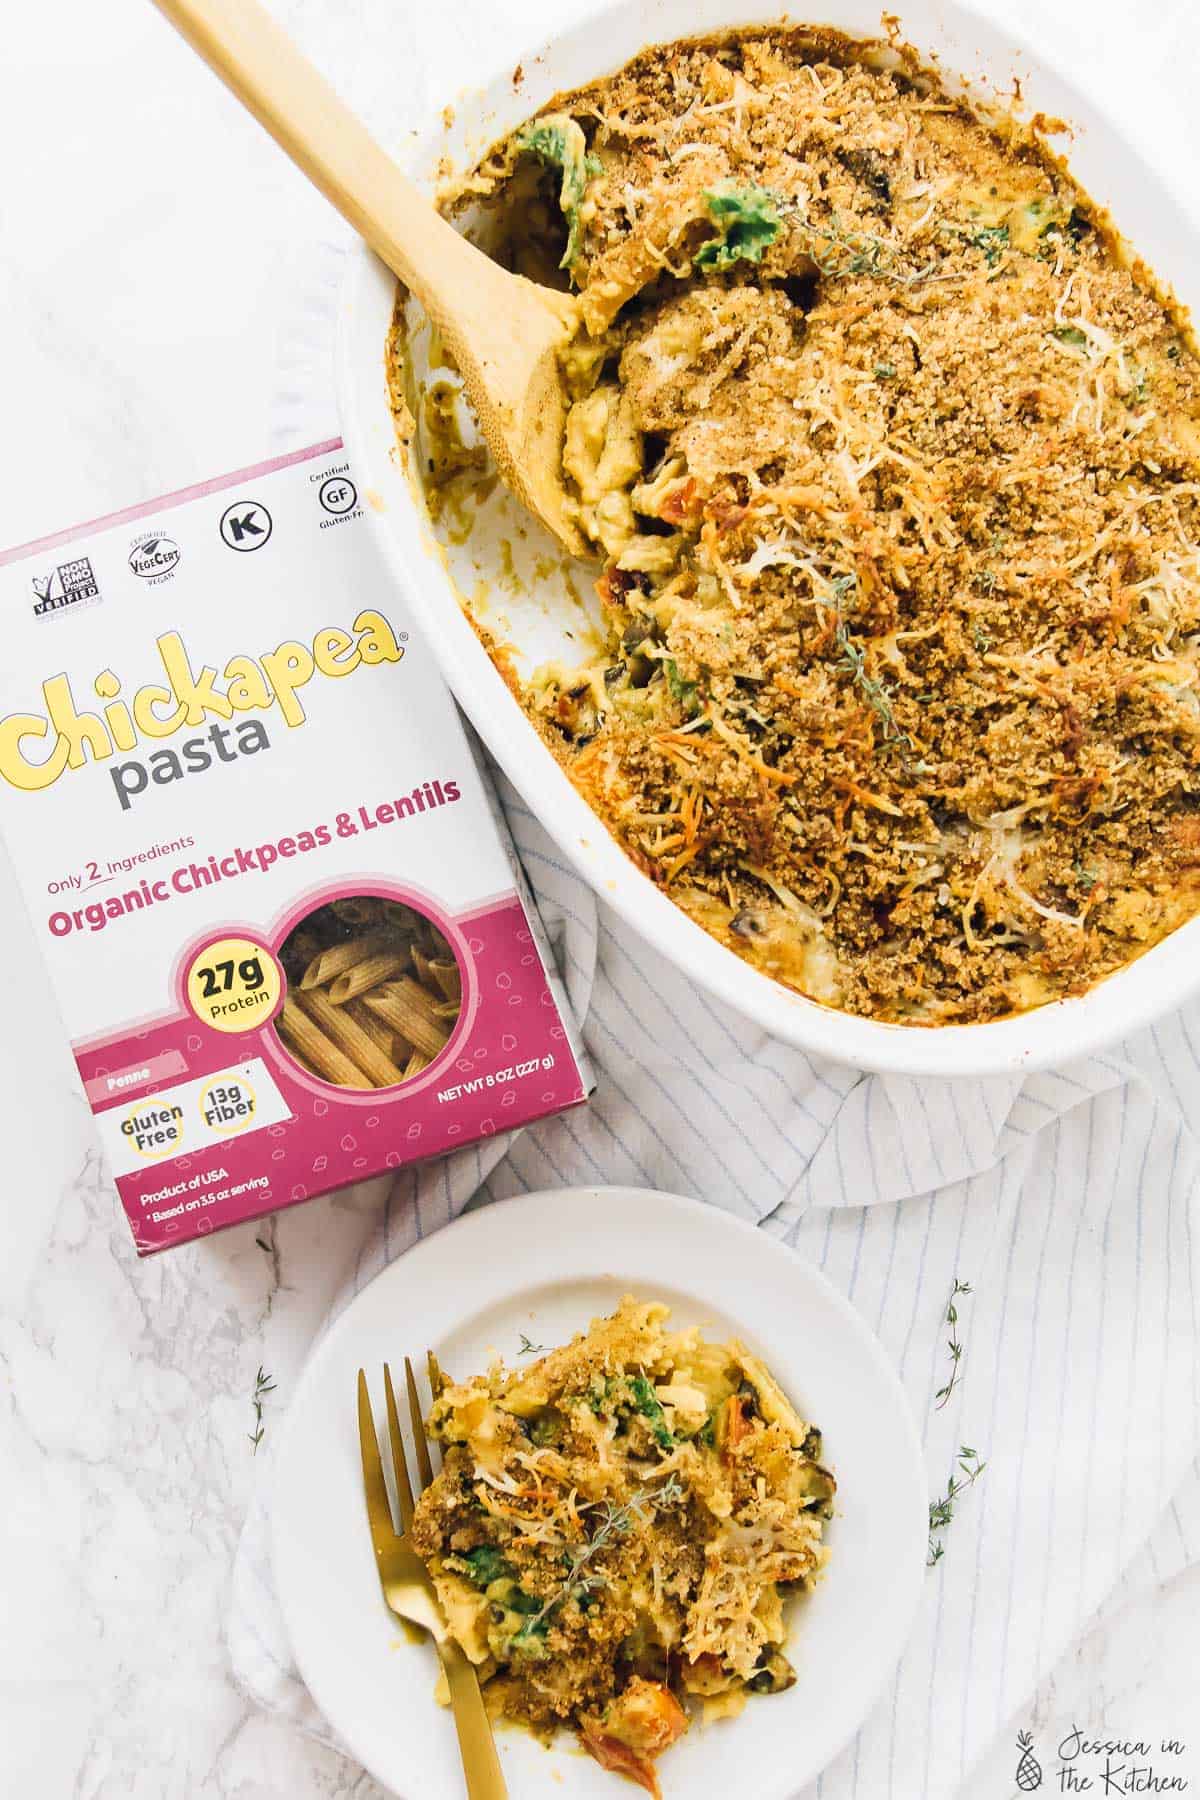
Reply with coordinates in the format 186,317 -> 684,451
151,0 -> 588,557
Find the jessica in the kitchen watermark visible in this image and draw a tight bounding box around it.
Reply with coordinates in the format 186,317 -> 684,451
1016,1726 -> 1191,1794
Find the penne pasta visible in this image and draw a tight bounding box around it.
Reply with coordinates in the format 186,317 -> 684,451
413,947 -> 461,1002
296,988 -> 405,1088
382,900 -> 423,934
299,931 -> 389,990
276,895 -> 463,1087
344,998 -> 399,1059
276,996 -> 372,1088
330,896 -> 383,925
362,976 -> 450,1059
326,949 -> 409,1004
429,957 -> 461,1002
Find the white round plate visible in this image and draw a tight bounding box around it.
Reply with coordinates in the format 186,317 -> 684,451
270,1187 -> 927,1800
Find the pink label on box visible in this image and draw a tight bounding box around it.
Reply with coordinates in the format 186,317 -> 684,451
76,892 -> 586,1254
83,1050 -> 189,1105
0,440 -> 590,1257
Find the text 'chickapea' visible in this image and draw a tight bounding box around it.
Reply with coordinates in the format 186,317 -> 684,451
0,609 -> 403,807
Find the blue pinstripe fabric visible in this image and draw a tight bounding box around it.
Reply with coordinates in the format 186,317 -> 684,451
230,767 -> 1200,1796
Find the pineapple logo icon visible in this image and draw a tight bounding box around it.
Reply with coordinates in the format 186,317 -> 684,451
1015,1731 -> 1043,1791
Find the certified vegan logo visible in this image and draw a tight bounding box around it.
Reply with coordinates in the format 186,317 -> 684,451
128,532 -> 181,585
31,556 -> 101,620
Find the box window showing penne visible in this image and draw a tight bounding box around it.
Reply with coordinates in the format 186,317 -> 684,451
0,439 -> 589,1255
276,897 -> 461,1089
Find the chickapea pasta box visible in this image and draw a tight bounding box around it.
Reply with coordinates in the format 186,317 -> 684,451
0,439 -> 588,1253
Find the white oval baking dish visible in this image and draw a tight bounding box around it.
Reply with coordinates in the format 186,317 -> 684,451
337,0 -> 1200,1076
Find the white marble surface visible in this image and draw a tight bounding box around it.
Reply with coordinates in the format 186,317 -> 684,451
1,1 -> 1199,1795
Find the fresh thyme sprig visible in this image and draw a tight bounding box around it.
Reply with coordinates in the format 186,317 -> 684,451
834,631 -> 912,753
784,203 -> 942,288
248,1366 -> 276,1454
518,1475 -> 685,1634
816,573 -> 922,769
927,1446 -> 987,1565
934,1277 -> 973,1410
517,1333 -> 548,1357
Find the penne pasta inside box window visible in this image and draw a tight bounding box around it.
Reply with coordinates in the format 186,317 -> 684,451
0,440 -> 588,1253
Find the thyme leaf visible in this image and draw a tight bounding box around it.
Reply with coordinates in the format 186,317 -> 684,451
248,1366 -> 276,1454
517,1333 -> 548,1356
927,1446 -> 987,1565
934,1277 -> 973,1410
516,1475 -> 685,1636
789,204 -> 941,287
818,572 -> 914,764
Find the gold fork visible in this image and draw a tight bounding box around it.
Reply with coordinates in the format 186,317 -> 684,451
357,1359 -> 508,1799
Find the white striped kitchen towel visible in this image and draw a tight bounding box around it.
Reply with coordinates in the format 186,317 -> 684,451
234,0 -> 1200,1759
228,767 -> 1200,1800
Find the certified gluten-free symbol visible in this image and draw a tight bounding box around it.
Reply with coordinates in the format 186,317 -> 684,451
318,475 -> 357,516
219,499 -> 273,551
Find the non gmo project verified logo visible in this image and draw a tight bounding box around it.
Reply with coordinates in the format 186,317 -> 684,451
32,555 -> 101,619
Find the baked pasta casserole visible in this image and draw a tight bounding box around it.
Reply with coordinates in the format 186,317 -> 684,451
410,1297 -> 834,1795
393,27 -> 1200,1024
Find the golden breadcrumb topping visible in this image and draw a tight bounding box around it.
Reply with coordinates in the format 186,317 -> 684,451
400,27 -> 1200,1023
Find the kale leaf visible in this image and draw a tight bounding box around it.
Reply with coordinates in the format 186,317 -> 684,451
516,114 -> 600,269
629,1374 -> 675,1450
663,656 -> 700,718
695,183 -> 782,271
460,1544 -> 514,1587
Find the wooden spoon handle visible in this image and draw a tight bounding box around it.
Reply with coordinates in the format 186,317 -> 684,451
151,0 -> 493,314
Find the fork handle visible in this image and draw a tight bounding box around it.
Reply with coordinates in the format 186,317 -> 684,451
438,1638 -> 508,1799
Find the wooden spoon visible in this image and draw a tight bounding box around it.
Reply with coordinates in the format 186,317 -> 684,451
151,0 -> 588,556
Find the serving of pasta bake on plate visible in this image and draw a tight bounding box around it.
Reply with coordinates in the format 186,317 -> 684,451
410,1295 -> 834,1797
389,25 -> 1200,1027
270,1186 -> 925,1798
